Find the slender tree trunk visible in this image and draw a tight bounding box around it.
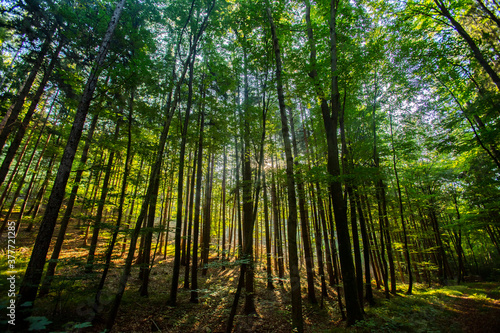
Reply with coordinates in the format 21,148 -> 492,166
17,1 -> 126,318
289,107 -> 317,304
221,147 -> 227,268
271,157 -> 285,285
95,89 -> 134,308
0,129 -> 32,215
327,0 -> 363,324
169,1 -> 214,304
241,69 -> 256,314
86,120 -> 121,272
327,193 -> 346,320
339,91 -> 363,307
476,0 -> 500,29
310,185 -> 327,304
138,173 -> 160,293
0,36 -> 52,153
268,7 -> 303,331
168,51 -> 196,303
190,111 -> 205,304
201,153 -> 214,277
390,114 -> 412,294
372,72 -> 394,297
316,183 -> 335,287
4,107 -> 53,235
453,196 -> 465,283
16,128 -> 53,231
83,150 -> 106,246
434,0 -> 500,91
304,0 -> 361,322
355,189 -> 374,304
27,147 -> 57,223
347,187 -> 364,308
181,152 -> 192,265
184,147 -> 198,288
0,42 -> 63,187
263,170 -> 274,290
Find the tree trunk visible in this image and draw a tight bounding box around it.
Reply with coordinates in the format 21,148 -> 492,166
476,0 -> 500,30
201,153 -> 214,277
0,129 -> 32,214
289,107 -> 317,304
169,1 -> 214,305
4,106 -> 53,235
17,0 -> 125,318
326,0 -> 363,324
316,183 -> 335,287
261,169 -> 274,290
390,114 -> 412,294
310,185 -> 327,303
86,120 -> 121,273
434,0 -> 500,91
339,91 -> 363,308
267,7 -> 303,331
95,89 -> 134,308
168,50 -> 196,303
181,152 -> 193,266
221,147 -> 227,268
241,77 -> 256,314
348,187 -> 364,308
355,190 -> 374,304
184,146 -> 198,288
327,193 -> 346,320
271,156 -> 285,285
372,72 -> 395,296
190,111 -> 205,304
0,42 -> 63,187
0,35 -> 52,153
453,196 -> 465,283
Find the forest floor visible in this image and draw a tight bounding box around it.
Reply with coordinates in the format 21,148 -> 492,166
1,224 -> 500,332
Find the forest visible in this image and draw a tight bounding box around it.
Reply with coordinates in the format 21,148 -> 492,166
1,0 -> 500,332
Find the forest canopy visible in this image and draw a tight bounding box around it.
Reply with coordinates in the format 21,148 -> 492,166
0,0 -> 499,331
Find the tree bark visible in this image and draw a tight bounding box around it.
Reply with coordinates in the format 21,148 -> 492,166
0,36 -> 52,153
289,107 -> 317,304
95,89 -> 134,308
169,0 -> 214,305
326,0 -> 364,324
86,120 -> 120,273
184,146 -> 198,288
190,110 -> 205,304
221,147 -> 227,268
390,114 -> 413,294
201,153 -> 214,277
17,0 -> 125,318
267,7 -> 303,331
0,41 -> 63,187
263,170 -> 274,290
355,189 -> 374,304
271,156 -> 285,285
168,49 -> 196,303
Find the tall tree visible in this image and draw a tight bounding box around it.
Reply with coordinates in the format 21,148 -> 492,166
267,5 -> 303,332
17,0 -> 126,319
304,0 -> 363,324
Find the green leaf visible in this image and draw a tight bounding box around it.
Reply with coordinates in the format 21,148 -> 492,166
74,322 -> 93,329
26,316 -> 52,331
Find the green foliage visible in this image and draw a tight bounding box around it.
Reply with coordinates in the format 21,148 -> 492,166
26,316 -> 52,331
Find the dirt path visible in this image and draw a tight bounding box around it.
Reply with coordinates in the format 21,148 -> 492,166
450,284 -> 500,333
